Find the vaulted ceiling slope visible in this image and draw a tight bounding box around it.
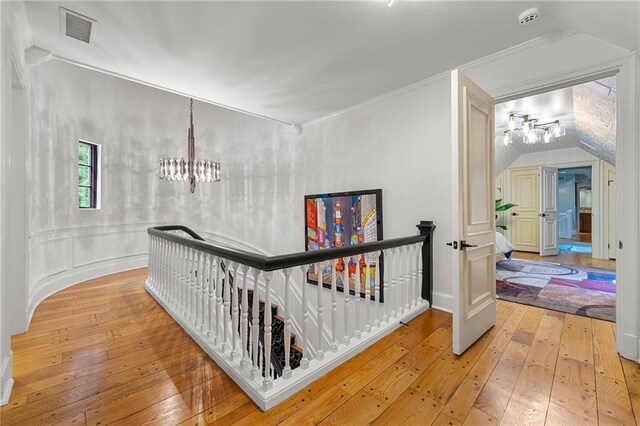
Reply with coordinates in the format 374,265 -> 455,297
24,1 -> 639,124
496,77 -> 616,165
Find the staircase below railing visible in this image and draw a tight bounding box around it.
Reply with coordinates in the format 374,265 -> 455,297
146,221 -> 435,410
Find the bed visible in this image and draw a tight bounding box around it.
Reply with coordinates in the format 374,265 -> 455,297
495,231 -> 515,260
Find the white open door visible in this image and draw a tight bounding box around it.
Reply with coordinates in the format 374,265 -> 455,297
451,70 -> 496,355
540,166 -> 559,256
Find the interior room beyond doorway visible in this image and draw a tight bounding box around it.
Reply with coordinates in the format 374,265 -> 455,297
494,77 -> 617,322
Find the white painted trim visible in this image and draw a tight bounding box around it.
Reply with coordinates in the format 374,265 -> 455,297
432,291 -> 453,313
0,352 -> 13,406
145,281 -> 430,411
303,31 -> 578,126
51,54 -> 299,130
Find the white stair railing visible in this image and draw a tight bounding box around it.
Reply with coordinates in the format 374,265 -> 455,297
146,223 -> 435,411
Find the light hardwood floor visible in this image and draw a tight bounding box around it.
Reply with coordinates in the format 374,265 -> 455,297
1,268 -> 638,425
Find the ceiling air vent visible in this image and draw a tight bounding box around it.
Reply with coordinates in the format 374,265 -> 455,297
59,7 -> 97,44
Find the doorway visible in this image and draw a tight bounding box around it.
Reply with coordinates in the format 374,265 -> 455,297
494,77 -> 617,322
558,166 -> 592,252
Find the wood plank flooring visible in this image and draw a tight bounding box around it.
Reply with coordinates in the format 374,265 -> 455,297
1,268 -> 637,425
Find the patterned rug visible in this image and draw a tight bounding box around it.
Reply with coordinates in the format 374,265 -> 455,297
496,259 -> 616,322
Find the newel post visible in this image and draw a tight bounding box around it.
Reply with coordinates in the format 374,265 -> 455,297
416,220 -> 436,306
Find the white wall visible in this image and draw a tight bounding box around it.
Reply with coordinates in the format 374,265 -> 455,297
509,146 -> 598,169
302,77 -> 453,309
0,0 -> 31,406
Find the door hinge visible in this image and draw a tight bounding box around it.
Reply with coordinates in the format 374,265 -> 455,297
619,240 -> 623,250
608,243 -> 610,249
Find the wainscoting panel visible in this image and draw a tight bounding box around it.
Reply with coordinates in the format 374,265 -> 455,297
73,229 -> 148,268
27,223 -> 163,327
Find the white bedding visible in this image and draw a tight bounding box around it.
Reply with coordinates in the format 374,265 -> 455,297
495,231 -> 515,258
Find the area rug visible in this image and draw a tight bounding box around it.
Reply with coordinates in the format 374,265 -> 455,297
496,259 -> 615,322
558,241 -> 592,253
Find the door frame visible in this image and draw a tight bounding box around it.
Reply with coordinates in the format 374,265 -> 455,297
487,53 -> 638,361
603,161 -> 617,259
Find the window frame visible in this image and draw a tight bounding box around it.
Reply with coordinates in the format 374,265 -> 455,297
78,140 -> 100,209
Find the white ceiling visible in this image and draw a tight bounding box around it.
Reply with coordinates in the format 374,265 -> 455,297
24,1 -> 640,124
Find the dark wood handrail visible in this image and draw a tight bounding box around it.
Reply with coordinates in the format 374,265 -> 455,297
148,225 -> 426,272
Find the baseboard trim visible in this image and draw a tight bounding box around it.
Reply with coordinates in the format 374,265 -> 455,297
0,352 -> 14,406
432,291 -> 453,313
617,331 -> 640,362
27,255 -> 148,327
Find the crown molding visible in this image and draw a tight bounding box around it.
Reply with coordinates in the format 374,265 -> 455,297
302,31 -> 578,127
51,54 -> 300,131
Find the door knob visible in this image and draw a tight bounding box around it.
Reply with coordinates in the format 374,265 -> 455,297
512,212 -> 519,216
460,240 -> 478,250
539,213 -> 546,217
446,241 -> 458,249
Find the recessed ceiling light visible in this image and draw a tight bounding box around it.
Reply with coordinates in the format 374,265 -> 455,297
519,8 -> 541,25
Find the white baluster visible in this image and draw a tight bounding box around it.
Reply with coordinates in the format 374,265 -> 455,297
411,244 -> 419,307
390,247 -> 398,318
158,238 -> 165,296
177,246 -> 184,314
148,236 -> 153,288
223,261 -> 234,352
200,252 -> 209,335
208,255 -> 216,341
231,264 -> 242,359
263,271 -> 273,390
195,251 -> 203,329
166,241 -> 172,299
168,242 -> 174,305
316,262 -> 325,360
330,259 -> 338,352
382,249 -> 390,323
374,251 -> 381,328
183,247 -> 190,317
282,268 -> 292,379
251,269 -> 261,380
190,248 -> 198,323
342,257 -> 350,344
154,237 -> 160,293
164,240 -> 170,302
417,242 -> 424,305
214,258 -> 223,347
354,258 -> 362,339
182,246 -> 189,317
364,254 -> 372,333
241,265 -> 250,369
396,246 -> 405,315
405,246 -> 412,311
300,265 -> 310,369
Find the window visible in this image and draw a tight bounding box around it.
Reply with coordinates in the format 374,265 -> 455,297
78,141 -> 99,208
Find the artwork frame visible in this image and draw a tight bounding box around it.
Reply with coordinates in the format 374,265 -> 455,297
304,189 -> 384,301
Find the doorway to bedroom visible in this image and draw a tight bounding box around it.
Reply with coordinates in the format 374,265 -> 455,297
494,77 -> 617,322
